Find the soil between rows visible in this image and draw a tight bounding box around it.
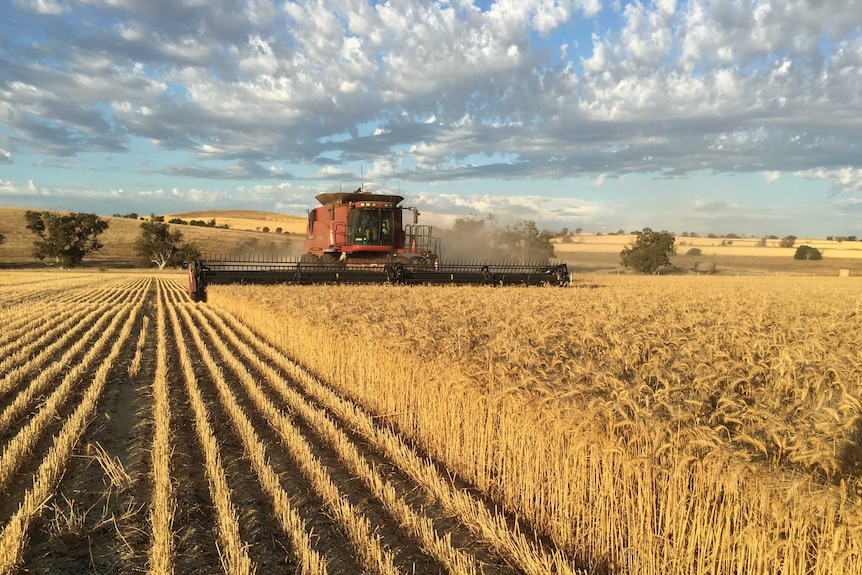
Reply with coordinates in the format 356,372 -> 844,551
2,277 -> 562,574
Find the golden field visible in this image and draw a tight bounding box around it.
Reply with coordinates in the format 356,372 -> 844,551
0,207 -> 304,265
0,271 -> 586,574
163,209 -> 307,235
2,270 -> 862,573
210,275 -> 862,575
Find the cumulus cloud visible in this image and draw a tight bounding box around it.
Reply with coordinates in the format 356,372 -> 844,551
0,0 -> 860,235
796,167 -> 862,196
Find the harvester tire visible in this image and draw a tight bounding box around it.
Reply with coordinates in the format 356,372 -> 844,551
386,263 -> 406,284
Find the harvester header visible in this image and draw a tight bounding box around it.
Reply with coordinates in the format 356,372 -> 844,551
188,187 -> 569,300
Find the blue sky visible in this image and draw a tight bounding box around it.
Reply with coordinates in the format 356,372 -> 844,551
1,0 -> 861,237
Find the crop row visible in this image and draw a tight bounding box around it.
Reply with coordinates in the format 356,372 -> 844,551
0,275 -> 149,573
209,276 -> 862,575
1,272 -> 584,574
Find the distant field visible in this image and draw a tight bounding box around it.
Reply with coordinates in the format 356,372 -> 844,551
555,233 -> 862,258
0,207 -> 304,266
554,233 -> 862,276
1,206 -> 860,275
163,210 -> 307,235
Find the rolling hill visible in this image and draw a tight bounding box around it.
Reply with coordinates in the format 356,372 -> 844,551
0,207 -> 305,267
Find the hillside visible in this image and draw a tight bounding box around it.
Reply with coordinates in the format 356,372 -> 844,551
163,210 -> 307,234
0,207 -> 304,267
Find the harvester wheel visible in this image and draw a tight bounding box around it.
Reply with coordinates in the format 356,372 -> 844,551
386,263 -> 406,284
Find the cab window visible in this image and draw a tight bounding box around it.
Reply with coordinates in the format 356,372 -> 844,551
353,209 -> 394,245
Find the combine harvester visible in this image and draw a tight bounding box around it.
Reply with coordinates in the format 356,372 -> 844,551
188,188 -> 569,301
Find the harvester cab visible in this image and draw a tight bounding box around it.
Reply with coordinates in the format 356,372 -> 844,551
188,188 -> 569,301
302,188 -> 439,266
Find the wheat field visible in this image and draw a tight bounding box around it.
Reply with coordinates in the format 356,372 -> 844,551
0,271 -> 586,574
209,275 -> 862,575
2,270 -> 861,574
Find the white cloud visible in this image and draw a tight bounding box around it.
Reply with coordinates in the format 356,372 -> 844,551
13,0 -> 67,14
0,0 -> 861,236
764,171 -> 780,184
796,168 -> 862,195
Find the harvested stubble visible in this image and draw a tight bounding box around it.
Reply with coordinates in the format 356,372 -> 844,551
148,280 -> 175,575
164,284 -> 255,575
209,276 -> 862,575
0,277 -> 148,574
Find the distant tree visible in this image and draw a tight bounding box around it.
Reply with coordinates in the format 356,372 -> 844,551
780,235 -> 797,248
620,227 -> 676,274
275,227 -> 283,234
686,247 -> 702,256
136,219 -> 199,269
24,211 -> 109,268
794,245 -> 823,260
496,220 -> 555,263
168,218 -> 188,225
706,233 -> 717,239
262,226 -> 270,233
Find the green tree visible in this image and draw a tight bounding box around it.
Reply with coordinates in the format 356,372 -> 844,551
620,227 -> 676,274
794,245 -> 823,260
174,241 -> 202,266
496,220 -> 555,263
24,211 -> 109,268
136,219 -> 199,268
780,235 -> 797,248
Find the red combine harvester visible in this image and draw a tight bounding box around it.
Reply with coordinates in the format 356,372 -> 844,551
188,188 -> 569,300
